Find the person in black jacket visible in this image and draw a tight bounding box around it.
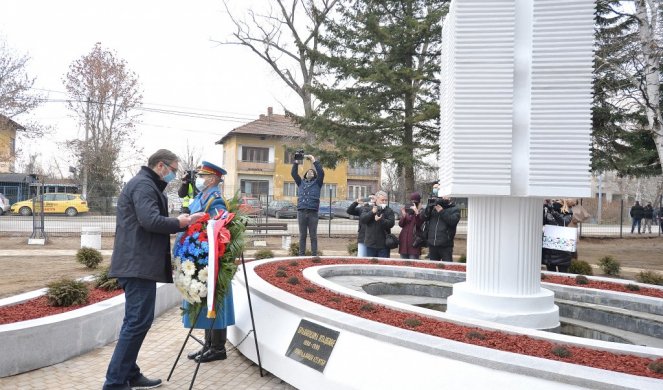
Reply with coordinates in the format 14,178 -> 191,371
630,201 -> 645,234
360,191 -> 395,258
104,149 -> 203,390
643,202 -> 654,234
542,200 -> 574,273
421,196 -> 461,262
347,194 -> 374,256
177,170 -> 198,214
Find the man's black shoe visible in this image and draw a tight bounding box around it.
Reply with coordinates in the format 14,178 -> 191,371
187,348 -> 203,360
129,374 -> 162,389
195,349 -> 227,363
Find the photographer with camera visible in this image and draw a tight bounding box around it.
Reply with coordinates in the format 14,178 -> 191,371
421,195 -> 461,262
177,169 -> 198,214
291,152 -> 325,256
360,191 -> 395,258
347,194 -> 375,257
398,192 -> 425,259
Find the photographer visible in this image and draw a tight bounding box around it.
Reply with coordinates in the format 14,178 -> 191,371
347,194 -> 375,257
421,195 -> 461,262
177,169 -> 198,214
291,153 -> 325,256
360,191 -> 395,258
542,200 -> 574,273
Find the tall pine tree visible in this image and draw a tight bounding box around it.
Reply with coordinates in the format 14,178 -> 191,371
298,0 -> 448,195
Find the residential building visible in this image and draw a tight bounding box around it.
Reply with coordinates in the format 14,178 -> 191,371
215,107 -> 381,203
0,115 -> 24,173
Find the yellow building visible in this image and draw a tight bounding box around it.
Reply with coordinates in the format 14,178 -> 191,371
0,115 -> 24,173
216,107 -> 381,203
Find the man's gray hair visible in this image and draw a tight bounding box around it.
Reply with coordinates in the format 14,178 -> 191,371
147,149 -> 179,168
375,190 -> 387,198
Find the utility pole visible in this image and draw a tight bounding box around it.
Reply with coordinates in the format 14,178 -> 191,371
81,98 -> 90,198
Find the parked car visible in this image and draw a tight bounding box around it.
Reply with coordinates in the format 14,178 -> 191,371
239,196 -> 263,216
318,204 -> 335,219
11,193 -> 89,216
0,193 -> 10,215
266,200 -> 297,219
331,200 -> 358,219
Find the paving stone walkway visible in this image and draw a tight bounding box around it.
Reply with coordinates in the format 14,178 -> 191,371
0,307 -> 297,389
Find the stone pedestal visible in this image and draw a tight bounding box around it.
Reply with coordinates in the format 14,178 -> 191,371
81,226 -> 101,249
446,197 -> 558,329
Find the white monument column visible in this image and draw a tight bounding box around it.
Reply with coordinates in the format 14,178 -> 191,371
442,0 -> 594,329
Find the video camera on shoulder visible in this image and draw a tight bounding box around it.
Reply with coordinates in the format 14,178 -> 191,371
293,149 -> 305,164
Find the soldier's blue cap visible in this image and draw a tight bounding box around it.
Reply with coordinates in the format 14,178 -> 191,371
198,161 -> 227,176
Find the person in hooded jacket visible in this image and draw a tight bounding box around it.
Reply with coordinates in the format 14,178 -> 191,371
104,149 -> 203,390
398,192 -> 424,259
421,196 -> 461,262
291,154 -> 324,256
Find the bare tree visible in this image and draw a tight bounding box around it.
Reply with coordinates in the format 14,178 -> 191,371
64,42 -> 142,212
219,0 -> 338,118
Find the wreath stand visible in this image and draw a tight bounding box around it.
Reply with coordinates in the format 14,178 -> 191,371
167,253 -> 263,390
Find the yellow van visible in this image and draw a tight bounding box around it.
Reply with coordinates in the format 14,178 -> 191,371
11,193 -> 89,216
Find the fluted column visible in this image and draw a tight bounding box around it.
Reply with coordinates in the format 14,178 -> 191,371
446,197 -> 559,329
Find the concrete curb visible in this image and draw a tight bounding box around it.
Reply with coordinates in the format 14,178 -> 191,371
0,283 -> 181,378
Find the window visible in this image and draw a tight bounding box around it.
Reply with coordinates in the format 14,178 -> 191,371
240,180 -> 269,196
283,182 -> 297,197
348,185 -> 369,200
9,137 -> 15,156
241,146 -> 269,163
321,184 -> 337,199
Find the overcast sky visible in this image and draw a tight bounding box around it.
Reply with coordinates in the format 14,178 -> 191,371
0,0 -> 302,180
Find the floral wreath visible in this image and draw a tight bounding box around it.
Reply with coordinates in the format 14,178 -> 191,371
172,194 -> 248,323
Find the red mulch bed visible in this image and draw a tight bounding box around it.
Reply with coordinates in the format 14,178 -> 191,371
255,258 -> 663,379
0,287 -> 124,325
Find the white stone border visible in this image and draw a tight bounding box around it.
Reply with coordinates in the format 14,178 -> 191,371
0,283 -> 181,378
228,257 -> 663,390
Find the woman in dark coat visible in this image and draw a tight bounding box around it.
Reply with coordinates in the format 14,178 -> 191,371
398,193 -> 424,259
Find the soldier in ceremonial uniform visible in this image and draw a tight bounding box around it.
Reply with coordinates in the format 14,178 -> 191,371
182,161 -> 235,363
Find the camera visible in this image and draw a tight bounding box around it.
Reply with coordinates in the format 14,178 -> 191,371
293,149 -> 304,164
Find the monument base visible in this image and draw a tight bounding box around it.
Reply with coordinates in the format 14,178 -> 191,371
447,282 -> 559,329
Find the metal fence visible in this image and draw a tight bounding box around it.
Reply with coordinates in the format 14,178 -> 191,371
576,198 -> 663,238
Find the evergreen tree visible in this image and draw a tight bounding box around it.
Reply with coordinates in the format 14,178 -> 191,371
593,0 -> 662,176
298,0 -> 448,194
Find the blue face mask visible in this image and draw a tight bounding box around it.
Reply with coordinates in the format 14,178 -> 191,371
163,169 -> 176,183
432,188 -> 438,195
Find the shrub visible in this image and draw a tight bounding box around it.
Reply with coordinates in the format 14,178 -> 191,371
347,241 -> 358,255
626,283 -> 640,291
541,273 -> 547,280
287,276 -> 300,285
648,358 -> 663,374
254,249 -> 274,260
551,345 -> 571,358
575,275 -> 589,285
369,258 -> 380,264
457,254 -> 467,263
568,260 -> 593,276
311,256 -> 322,263
466,330 -> 486,340
277,265 -> 287,271
289,260 -> 299,267
289,242 -> 323,257
635,270 -> 663,285
275,270 -> 287,278
328,296 -> 342,303
76,247 -> 103,269
598,256 -> 621,276
360,303 -> 376,312
436,263 -> 445,269
94,266 -> 120,291
404,317 -> 421,328
304,287 -> 317,293
46,278 -> 89,307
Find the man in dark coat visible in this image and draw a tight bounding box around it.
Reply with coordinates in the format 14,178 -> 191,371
103,149 -> 203,390
421,196 -> 461,262
346,194 -> 374,256
643,202 -> 654,234
360,190 -> 395,258
630,201 -> 645,234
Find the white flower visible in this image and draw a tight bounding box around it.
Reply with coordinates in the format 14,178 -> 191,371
198,267 -> 208,283
182,260 -> 196,276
